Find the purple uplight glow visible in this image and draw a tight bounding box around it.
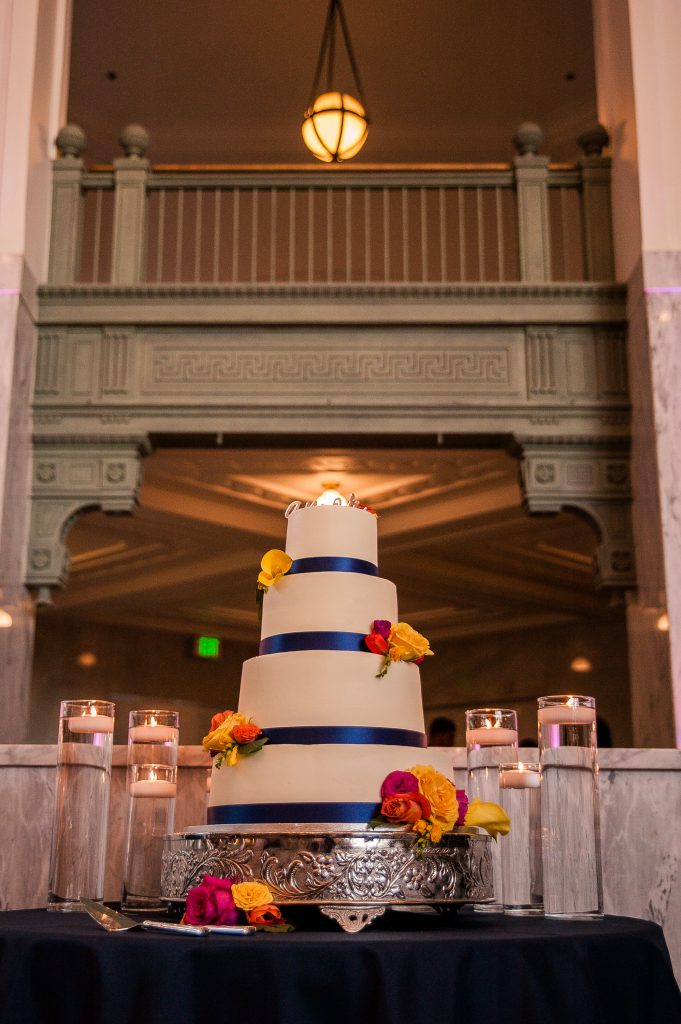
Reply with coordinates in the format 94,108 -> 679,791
644,286 -> 681,294
0,289 -> 20,296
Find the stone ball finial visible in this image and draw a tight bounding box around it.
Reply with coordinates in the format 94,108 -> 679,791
577,123 -> 610,157
513,122 -> 544,156
55,124 -> 87,158
118,124 -> 149,158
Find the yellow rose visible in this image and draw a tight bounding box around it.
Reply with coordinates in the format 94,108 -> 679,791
257,549 -> 293,590
430,823 -> 443,843
408,764 -> 458,831
412,819 -> 428,835
202,712 -> 249,753
388,622 -> 433,662
232,881 -> 273,911
464,798 -> 511,839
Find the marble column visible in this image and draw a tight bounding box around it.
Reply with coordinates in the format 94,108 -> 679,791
0,0 -> 72,741
592,0 -> 681,745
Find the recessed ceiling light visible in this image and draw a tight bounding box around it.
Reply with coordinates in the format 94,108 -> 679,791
570,656 -> 592,673
77,651 -> 97,668
656,613 -> 670,632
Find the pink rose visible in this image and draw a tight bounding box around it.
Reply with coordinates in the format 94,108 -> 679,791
380,770 -> 420,799
381,792 -> 432,824
456,789 -> 469,826
184,875 -> 240,926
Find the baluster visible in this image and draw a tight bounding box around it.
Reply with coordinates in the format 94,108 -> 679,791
232,187 -> 240,282
420,187 -> 428,282
270,186 -> 277,282
156,189 -> 165,282
438,187 -> 447,282
212,189 -> 221,282
111,124 -> 149,284
401,187 -> 409,281
307,188 -> 314,282
49,125 -> 87,285
194,189 -> 202,282
91,188 -> 103,283
288,188 -> 296,282
251,188 -> 259,282
345,187 -> 352,282
175,188 -> 184,282
458,188 -> 466,281
512,122 -> 551,281
364,187 -> 371,282
560,188 -> 570,281
383,188 -> 390,281
476,187 -> 485,281
495,187 -> 505,281
327,187 -> 333,282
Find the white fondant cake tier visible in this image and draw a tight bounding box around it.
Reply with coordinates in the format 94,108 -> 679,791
286,504 -> 377,564
260,572 -> 397,640
239,651 -> 425,731
208,743 -> 456,825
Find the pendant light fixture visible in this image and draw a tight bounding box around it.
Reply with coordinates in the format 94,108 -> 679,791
301,0 -> 369,163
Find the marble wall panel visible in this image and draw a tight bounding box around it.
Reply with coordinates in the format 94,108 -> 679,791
1,746 -> 679,983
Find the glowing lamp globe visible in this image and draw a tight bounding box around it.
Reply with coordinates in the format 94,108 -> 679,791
302,92 -> 368,163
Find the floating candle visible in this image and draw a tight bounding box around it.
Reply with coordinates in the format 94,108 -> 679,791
129,723 -> 179,743
466,726 -> 518,747
537,705 -> 595,726
129,778 -> 177,798
500,767 -> 541,789
67,713 -> 114,734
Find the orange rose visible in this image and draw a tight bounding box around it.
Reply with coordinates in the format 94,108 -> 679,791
210,709 -> 234,732
232,722 -> 262,744
246,903 -> 283,926
381,792 -> 431,824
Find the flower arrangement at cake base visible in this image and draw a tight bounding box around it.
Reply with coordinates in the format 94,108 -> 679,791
182,875 -> 293,932
369,765 -> 510,854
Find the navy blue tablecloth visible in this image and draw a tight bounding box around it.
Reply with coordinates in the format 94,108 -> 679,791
0,908 -> 679,1024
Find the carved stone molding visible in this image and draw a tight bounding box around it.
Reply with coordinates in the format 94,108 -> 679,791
26,437 -> 150,589
519,442 -> 635,589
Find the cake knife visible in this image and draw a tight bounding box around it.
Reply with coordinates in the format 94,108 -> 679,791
80,899 -> 255,935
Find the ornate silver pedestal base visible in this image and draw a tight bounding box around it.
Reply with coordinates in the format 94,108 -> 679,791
161,828 -> 493,932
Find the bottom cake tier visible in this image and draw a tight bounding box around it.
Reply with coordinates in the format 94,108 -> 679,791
161,827 -> 493,931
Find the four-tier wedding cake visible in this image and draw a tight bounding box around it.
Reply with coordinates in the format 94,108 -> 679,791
206,499 -> 453,829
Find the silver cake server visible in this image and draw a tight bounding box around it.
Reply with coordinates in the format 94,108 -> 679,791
81,899 -> 209,935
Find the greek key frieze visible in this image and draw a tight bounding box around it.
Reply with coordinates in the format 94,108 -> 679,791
145,347 -> 513,390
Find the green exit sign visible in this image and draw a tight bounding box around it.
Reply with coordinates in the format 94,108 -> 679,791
194,636 -> 221,659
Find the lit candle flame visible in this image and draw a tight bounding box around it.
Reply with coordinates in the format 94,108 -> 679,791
150,716 -> 157,728
149,769 -> 157,783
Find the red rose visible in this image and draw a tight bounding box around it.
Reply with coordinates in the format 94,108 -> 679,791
381,791 -> 432,824
246,903 -> 283,925
184,875 -> 240,925
210,710 -> 234,732
365,632 -> 390,655
232,722 -> 261,744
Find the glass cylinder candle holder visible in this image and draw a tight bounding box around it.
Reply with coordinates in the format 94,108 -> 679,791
47,700 -> 115,911
499,762 -> 543,916
128,709 -> 179,767
466,708 -> 518,912
122,763 -> 177,912
538,695 -> 602,919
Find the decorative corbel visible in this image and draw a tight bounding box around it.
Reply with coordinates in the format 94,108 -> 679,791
519,441 -> 635,590
27,436 -> 151,594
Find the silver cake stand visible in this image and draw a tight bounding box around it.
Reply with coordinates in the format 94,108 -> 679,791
161,827 -> 494,932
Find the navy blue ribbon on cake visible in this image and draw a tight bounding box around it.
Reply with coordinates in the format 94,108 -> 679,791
208,801 -> 381,826
263,725 -> 427,747
259,630 -> 367,655
288,556 -> 378,576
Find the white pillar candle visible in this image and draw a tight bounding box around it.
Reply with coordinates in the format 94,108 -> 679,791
129,779 -> 177,798
129,725 -> 179,743
67,714 -> 114,734
500,768 -> 541,789
537,706 -> 595,725
466,726 -> 518,746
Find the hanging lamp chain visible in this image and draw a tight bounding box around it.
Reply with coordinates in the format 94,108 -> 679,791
307,0 -> 368,112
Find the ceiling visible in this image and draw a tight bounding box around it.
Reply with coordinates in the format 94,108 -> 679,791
49,446 -> 614,645
68,0 -> 598,165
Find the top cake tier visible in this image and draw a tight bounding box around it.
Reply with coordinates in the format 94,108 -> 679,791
285,504 -> 378,566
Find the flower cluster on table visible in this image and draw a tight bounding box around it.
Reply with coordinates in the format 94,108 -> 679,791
371,765 -> 510,852
183,876 -> 294,932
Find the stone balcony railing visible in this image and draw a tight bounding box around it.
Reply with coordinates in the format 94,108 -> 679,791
47,122 -> 615,289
